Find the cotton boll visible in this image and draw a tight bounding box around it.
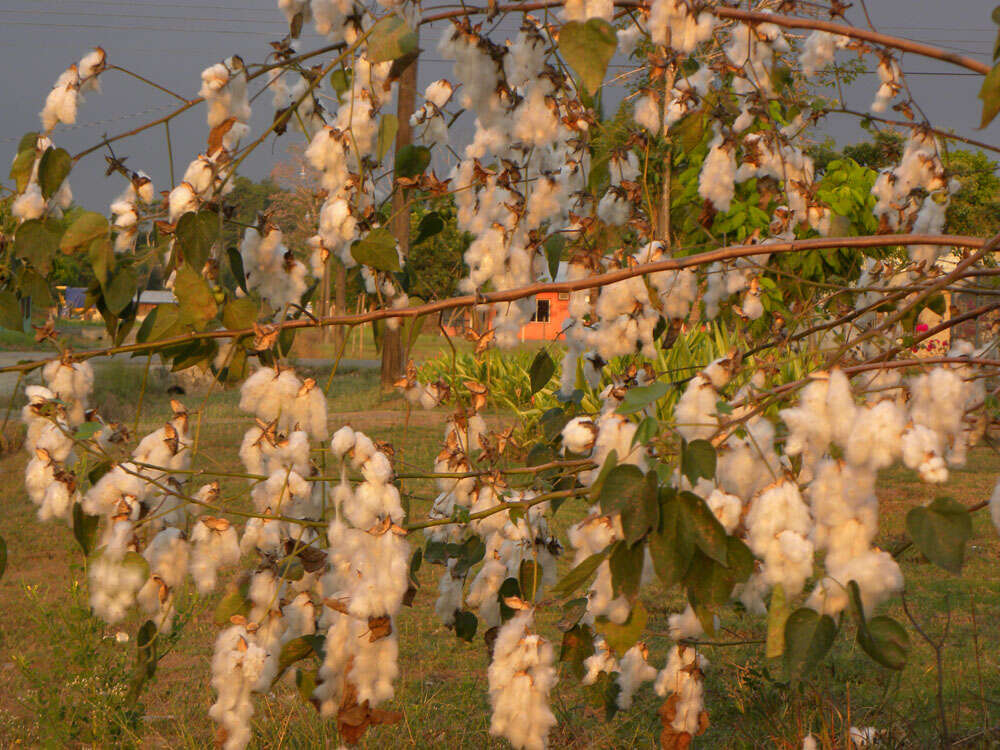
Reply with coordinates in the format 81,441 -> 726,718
12,183 -> 47,221
330,425 -> 356,459
190,517 -> 241,594
668,604 -> 706,640
561,417 -> 598,454
845,400 -> 905,470
40,66 -> 80,131
88,550 -> 147,624
706,488 -> 742,534
487,610 -> 557,750
674,374 -> 718,441
654,644 -> 708,735
633,94 -> 661,133
698,134 -> 736,212
616,643 -> 658,710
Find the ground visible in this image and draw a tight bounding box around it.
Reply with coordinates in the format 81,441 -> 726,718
0,356 -> 997,749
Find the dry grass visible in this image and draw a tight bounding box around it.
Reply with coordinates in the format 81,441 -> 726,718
0,361 -> 998,748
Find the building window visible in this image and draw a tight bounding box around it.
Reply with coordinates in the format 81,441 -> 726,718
532,298 -> 550,323
557,292 -> 569,300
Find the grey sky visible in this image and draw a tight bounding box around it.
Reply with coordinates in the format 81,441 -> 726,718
1,0 -> 997,212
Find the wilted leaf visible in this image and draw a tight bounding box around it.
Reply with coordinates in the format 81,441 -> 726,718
559,19 -> 617,94
377,114 -> 398,161
367,14 -> 418,63
560,623 -> 595,679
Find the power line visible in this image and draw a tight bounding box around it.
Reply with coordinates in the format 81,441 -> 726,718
0,20 -> 281,35
0,7 -> 283,24
30,0 -> 277,12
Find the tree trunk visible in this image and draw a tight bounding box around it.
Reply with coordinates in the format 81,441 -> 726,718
334,258 -> 347,350
381,30 -> 419,387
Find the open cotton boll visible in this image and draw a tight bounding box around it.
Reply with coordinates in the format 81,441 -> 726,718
581,636 -> 618,685
209,624 -> 269,750
668,603 -> 708,640
40,66 -> 80,131
845,400 -> 905,470
616,643 -> 658,710
167,182 -> 198,223
190,517 -> 241,594
674,374 -> 718,441
89,550 -> 148,624
12,183 -> 47,222
137,528 -> 190,631
901,424 -> 948,483
487,610 -> 557,750
807,548 -> 902,616
654,645 -> 708,735
706,488 -> 742,534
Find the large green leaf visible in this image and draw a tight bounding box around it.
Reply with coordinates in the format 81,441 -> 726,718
905,496 -> 972,574
594,600 -> 647,655
783,608 -> 838,680
551,548 -> 609,598
609,540 -> 644,598
559,19 -> 617,95
88,236 -> 114,287
61,211 -> 108,254
678,491 -> 728,566
351,228 -> 400,272
38,147 -> 71,199
519,559 -> 542,602
175,210 -> 219,271
529,350 -> 556,395
395,144 -> 431,179
681,439 -> 717,484
367,14 -> 418,63
174,263 -> 218,330
649,489 -> 695,587
616,381 -> 670,415
848,580 -> 909,670
413,212 -> 444,246
72,503 -> 100,557
544,234 -> 565,281
13,218 -> 61,274
222,297 -> 258,331
0,292 -> 22,331
105,266 -> 137,315
9,149 -> 35,193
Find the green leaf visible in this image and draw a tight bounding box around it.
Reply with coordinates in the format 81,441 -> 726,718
454,609 -> 478,641
329,68 -> 351,97
631,416 -> 659,449
783,608 -> 838,680
609,540 -> 644,598
14,218 -> 61,275
649,489 -> 694,587
222,297 -> 258,331
766,583 -> 790,658
678,491 -> 728,566
38,147 -> 71,199
135,620 -> 158,680
16,132 -> 39,155
174,263 -> 218,330
452,535 -> 486,577
409,547 -> 423,578
519,559 -> 542,602
17,267 -> 53,308
0,292 -> 22,331
616,381 -> 669,415
848,580 -> 909,670
529,350 -> 556,395
88,236 -> 114,287
559,19 -> 617,95
296,668 -> 317,703
979,63 -> 1000,128
105,266 -> 137,315
594,600 -> 647,655
9,149 -> 35,193
0,536 -> 6,581
414,211 -> 444,246
551,549 -> 609,598
598,464 -> 645,518
72,503 -> 99,557
73,422 -> 102,440
137,303 -> 182,344
588,449 -> 618,501
367,14 -> 419,63
681,439 -> 717,484
175,210 -> 219,271
395,144 -> 431,179
377,114 -> 399,161
351,228 -> 400,272
61,211 -> 108,254
544,234 -> 564,281
227,247 -> 248,294
905,496 -> 972,574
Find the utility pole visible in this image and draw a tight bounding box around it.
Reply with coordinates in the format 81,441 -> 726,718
381,28 -> 419,388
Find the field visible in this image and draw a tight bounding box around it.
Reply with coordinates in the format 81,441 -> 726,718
0,358 -> 998,749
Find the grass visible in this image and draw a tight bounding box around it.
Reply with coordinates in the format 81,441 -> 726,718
0,359 -> 998,748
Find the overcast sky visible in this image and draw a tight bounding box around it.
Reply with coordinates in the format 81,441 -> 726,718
1,0 -> 997,211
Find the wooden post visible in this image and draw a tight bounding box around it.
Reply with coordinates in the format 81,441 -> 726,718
381,27 -> 419,387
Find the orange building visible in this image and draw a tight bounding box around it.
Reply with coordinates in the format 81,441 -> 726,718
443,262 -> 571,341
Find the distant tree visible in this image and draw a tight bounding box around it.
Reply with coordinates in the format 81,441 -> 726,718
943,149 -> 1000,237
